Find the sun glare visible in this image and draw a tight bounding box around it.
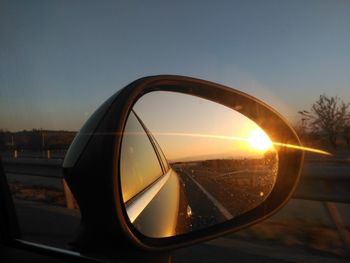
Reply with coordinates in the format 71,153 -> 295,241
248,128 -> 273,152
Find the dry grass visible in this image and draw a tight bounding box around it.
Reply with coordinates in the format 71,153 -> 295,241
233,219 -> 347,256
9,181 -> 66,207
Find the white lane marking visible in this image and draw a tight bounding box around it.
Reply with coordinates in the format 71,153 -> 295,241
220,169 -> 249,177
126,170 -> 171,223
186,173 -> 233,220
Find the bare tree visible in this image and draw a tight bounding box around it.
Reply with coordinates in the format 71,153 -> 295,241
343,124 -> 350,148
299,95 -> 349,148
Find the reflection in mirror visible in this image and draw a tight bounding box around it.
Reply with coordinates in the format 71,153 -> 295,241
120,91 -> 278,238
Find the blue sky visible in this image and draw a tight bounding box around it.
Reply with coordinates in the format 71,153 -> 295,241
1,0 -> 349,131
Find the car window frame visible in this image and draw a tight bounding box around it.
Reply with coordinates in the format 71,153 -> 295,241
149,133 -> 170,172
120,110 -> 169,203
131,110 -> 169,175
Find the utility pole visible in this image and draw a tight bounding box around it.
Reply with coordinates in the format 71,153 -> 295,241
298,110 -> 312,137
42,132 -> 45,149
11,134 -> 17,159
41,131 -> 51,159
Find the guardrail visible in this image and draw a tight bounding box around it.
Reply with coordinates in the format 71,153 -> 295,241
2,158 -> 76,209
293,174 -> 350,203
2,158 -> 350,203
3,158 -> 62,178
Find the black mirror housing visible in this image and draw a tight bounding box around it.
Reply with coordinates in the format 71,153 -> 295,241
63,75 -> 304,254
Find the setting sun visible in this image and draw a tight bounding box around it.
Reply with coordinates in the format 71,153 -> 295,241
248,128 -> 273,152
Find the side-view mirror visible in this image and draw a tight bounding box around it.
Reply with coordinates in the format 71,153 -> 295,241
63,75 -> 303,258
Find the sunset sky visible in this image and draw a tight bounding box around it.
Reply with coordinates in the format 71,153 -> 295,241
133,91 -> 274,161
1,0 -> 349,131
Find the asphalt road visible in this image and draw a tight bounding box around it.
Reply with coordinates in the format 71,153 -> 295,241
173,163 -> 278,231
13,200 -> 80,249
9,198 -> 350,263
176,169 -> 228,231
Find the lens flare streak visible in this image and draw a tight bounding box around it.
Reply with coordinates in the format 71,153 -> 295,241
272,142 -> 331,156
146,132 -> 332,156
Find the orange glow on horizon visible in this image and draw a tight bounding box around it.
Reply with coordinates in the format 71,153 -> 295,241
146,132 -> 332,156
121,131 -> 332,156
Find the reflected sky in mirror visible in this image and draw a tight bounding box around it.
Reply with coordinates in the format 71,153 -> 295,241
133,91 -> 274,162
121,91 -> 278,238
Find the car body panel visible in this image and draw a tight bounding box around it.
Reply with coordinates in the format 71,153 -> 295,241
121,110 -> 192,237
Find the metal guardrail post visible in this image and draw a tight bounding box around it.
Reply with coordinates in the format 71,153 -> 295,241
324,202 -> 350,255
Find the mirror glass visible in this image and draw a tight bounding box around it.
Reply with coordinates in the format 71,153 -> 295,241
120,91 -> 278,238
